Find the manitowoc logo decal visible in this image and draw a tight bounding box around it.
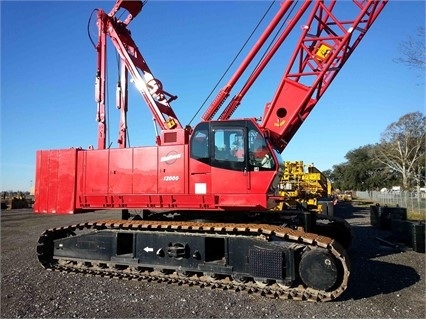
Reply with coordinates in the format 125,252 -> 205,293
160,151 -> 181,164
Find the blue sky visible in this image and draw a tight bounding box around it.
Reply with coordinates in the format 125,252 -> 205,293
1,0 -> 425,191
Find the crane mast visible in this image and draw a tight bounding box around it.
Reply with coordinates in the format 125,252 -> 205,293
95,0 -> 182,149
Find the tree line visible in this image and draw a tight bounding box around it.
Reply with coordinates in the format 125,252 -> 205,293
323,111 -> 425,191
1,191 -> 32,199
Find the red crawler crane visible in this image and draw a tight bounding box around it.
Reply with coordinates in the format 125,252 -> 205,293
35,0 -> 388,301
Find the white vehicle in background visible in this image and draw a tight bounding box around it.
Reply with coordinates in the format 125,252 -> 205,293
413,187 -> 426,198
380,186 -> 401,193
391,186 -> 401,194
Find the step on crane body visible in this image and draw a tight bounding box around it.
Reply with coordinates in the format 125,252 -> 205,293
35,0 -> 388,301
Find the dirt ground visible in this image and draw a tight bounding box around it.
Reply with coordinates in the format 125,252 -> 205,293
1,202 -> 425,318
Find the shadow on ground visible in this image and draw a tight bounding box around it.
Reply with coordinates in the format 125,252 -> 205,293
333,202 -> 421,301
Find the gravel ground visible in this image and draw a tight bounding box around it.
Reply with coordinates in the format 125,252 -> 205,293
1,202 -> 425,318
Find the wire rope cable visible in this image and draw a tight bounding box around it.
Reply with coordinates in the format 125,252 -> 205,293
87,9 -> 98,49
188,0 -> 276,126
249,1 -> 298,81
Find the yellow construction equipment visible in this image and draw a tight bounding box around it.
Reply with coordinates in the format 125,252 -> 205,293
277,161 -> 334,215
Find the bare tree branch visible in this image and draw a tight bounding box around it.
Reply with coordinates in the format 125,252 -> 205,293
374,112 -> 426,190
395,27 -> 426,70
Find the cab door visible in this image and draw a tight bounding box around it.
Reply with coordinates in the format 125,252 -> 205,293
210,125 -> 250,197
209,120 -> 278,210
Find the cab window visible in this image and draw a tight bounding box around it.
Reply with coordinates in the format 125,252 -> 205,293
211,127 -> 246,171
190,122 -> 209,164
248,128 -> 275,170
191,121 -> 276,171
213,128 -> 245,162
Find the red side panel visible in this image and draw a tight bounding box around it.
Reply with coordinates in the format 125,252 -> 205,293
76,147 -> 162,209
109,148 -> 133,193
34,149 -> 78,214
158,145 -> 186,194
77,150 -> 109,208
47,151 -> 59,213
133,147 -> 158,194
210,166 -> 275,210
83,150 -> 109,194
188,158 -> 211,196
34,150 -> 49,213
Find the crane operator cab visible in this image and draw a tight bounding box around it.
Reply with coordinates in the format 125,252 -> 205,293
190,119 -> 279,172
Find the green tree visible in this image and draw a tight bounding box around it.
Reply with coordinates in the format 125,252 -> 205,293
326,163 -> 348,191
345,145 -> 397,190
344,145 -> 381,190
325,145 -> 400,191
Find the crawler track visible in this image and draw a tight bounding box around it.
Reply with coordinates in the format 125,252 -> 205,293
37,219 -> 350,302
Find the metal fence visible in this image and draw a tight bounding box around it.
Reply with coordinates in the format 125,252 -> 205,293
355,190 -> 426,216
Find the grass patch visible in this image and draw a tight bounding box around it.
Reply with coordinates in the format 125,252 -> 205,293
408,210 -> 426,221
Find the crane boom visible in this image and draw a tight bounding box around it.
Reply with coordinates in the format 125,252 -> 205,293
261,0 -> 388,152
201,0 -> 297,121
202,1 -> 387,153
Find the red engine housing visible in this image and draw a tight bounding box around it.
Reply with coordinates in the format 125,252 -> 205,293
34,121 -> 281,214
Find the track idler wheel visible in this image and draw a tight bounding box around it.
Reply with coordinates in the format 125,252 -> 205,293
299,249 -> 340,291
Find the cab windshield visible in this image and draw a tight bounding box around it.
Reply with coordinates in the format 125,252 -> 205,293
190,121 -> 276,172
